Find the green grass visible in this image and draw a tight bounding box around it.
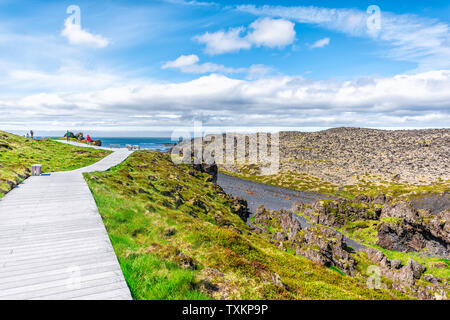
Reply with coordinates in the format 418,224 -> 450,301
0,131 -> 111,197
85,151 -> 410,300
329,266 -> 346,276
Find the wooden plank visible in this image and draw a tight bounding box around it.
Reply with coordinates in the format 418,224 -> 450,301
0,148 -> 133,300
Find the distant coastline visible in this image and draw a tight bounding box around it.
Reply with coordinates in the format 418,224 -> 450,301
47,136 -> 176,152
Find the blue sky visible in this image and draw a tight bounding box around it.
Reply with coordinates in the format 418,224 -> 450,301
0,0 -> 449,135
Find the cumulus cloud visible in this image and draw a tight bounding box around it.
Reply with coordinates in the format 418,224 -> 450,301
246,18 -> 296,48
194,27 -> 251,55
61,19 -> 109,48
162,54 -> 272,76
195,18 -> 296,54
309,37 -> 330,48
2,70 -> 449,130
237,5 -> 450,70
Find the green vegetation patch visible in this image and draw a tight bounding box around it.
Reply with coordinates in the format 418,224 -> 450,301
0,131 -> 111,197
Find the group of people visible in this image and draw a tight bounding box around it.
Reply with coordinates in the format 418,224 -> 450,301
65,131 -> 93,145
26,130 -> 34,139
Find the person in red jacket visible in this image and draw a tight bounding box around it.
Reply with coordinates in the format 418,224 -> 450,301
86,134 -> 92,145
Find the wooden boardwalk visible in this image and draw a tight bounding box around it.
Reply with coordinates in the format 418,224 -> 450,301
0,143 -> 133,300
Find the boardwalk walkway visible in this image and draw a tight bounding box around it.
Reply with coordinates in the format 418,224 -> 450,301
0,142 -> 133,300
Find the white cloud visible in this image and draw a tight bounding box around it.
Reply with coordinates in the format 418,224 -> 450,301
247,18 -> 296,48
195,18 -> 296,54
162,54 -> 272,76
162,54 -> 200,69
194,27 -> 251,55
61,19 -> 109,48
2,70 -> 449,129
309,37 -> 330,48
237,5 -> 450,71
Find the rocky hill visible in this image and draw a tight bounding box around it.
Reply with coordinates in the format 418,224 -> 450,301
180,128 -> 449,198
278,128 -> 449,185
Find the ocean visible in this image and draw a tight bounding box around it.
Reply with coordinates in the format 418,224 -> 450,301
49,137 -> 176,152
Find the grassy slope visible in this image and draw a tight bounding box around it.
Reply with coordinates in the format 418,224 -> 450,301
85,151 -> 409,300
0,131 -> 111,197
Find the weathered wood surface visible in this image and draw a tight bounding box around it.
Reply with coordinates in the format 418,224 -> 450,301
0,146 -> 134,300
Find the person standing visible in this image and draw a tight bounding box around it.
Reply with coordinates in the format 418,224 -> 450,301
86,134 -> 92,146
30,130 -> 34,139
66,131 -> 70,142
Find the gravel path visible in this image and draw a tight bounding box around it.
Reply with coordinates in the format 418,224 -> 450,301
217,173 -> 368,252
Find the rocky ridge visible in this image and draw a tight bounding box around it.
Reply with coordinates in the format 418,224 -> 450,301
180,128 -> 450,186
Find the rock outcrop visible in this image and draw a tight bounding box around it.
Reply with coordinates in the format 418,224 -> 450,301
192,161 -> 218,183
230,196 -> 249,221
377,203 -> 450,257
252,207 -> 356,275
364,247 -> 448,300
297,226 -> 357,276
299,195 -> 385,228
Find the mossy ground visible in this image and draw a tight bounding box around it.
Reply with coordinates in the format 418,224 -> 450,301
0,131 -> 111,197
85,151 -> 410,300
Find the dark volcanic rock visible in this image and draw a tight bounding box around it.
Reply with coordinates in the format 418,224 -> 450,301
301,197 -> 381,228
253,207 -> 356,275
230,196 -> 249,221
377,202 -> 450,257
363,247 -> 448,300
410,192 -> 450,214
297,226 -> 357,276
193,161 -> 218,183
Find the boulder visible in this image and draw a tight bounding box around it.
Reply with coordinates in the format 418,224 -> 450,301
75,132 -> 85,140
192,161 -> 218,183
380,202 -> 419,221
377,203 -> 449,257
298,226 -> 357,275
391,259 -> 403,269
230,196 -> 249,221
277,209 -> 302,241
301,197 -> 380,228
